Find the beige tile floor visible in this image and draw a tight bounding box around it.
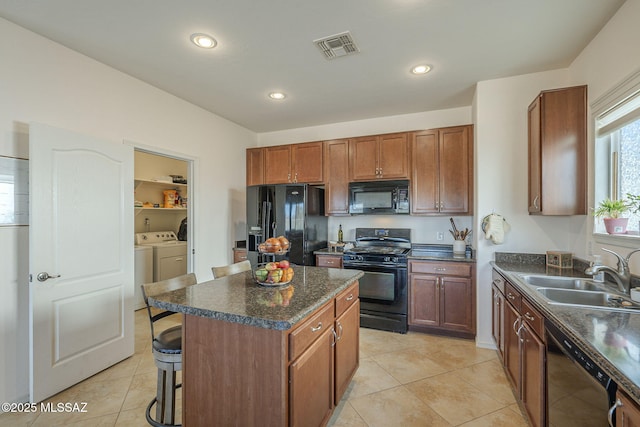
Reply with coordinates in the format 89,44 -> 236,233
1,310 -> 528,427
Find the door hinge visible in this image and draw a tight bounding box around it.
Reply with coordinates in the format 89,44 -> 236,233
29,274 -> 32,282
192,248 -> 195,255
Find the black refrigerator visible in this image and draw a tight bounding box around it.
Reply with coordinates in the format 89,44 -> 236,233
246,184 -> 328,266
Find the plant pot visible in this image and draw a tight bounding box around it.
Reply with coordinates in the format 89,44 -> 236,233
603,218 -> 629,234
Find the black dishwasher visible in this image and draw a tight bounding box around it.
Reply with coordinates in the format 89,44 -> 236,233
545,320 -> 618,426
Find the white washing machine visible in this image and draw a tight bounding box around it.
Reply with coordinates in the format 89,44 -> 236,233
134,245 -> 153,310
135,231 -> 188,282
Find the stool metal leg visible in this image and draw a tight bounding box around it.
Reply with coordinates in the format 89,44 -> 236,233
156,367 -> 166,423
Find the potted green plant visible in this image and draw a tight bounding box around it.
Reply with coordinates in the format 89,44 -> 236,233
593,198 -> 630,234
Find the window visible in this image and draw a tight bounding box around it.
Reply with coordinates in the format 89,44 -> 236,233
594,89 -> 640,235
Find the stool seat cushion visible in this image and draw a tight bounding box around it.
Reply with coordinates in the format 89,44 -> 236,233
152,325 -> 182,354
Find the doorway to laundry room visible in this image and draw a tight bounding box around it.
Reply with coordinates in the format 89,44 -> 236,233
133,149 -> 193,310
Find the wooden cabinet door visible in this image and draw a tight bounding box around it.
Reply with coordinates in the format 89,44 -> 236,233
528,96 -> 542,213
617,391 -> 640,427
504,302 -> 521,391
349,136 -> 379,181
289,328 -> 334,427
440,276 -> 473,333
324,139 -> 350,215
410,130 -> 439,214
492,285 -> 505,361
408,275 -> 439,326
264,145 -> 291,184
528,85 -> 587,215
378,133 -> 409,179
521,325 -> 545,427
439,126 -> 471,214
334,300 -> 359,404
246,148 -> 264,186
292,141 -> 323,183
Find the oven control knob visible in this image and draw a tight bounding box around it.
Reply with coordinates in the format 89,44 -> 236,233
392,257 -> 399,263
357,256 -> 364,262
384,256 -> 391,263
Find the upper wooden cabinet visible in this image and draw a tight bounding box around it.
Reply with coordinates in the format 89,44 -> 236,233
246,147 -> 265,186
349,133 -> 409,181
324,139 -> 350,215
411,125 -> 473,215
264,141 -> 324,184
528,85 -> 587,215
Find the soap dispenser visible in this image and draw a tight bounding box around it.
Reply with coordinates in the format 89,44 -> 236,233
591,255 -> 605,282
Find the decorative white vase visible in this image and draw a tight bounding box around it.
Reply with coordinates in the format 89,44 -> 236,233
453,240 -> 466,255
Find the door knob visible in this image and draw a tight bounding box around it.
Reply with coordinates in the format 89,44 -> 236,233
37,272 -> 61,282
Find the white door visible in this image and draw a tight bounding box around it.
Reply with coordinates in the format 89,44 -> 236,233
29,123 -> 134,402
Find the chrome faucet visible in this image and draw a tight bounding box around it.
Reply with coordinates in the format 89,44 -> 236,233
585,248 -> 640,294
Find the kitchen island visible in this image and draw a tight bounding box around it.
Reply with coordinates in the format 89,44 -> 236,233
149,266 -> 363,427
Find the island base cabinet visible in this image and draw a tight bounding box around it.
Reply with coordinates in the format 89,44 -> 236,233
182,315 -> 288,427
289,329 -> 334,427
182,281 -> 360,427
334,300 -> 360,404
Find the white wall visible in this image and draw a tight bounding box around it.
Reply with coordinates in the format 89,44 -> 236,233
473,69 -> 572,347
0,17 -> 256,404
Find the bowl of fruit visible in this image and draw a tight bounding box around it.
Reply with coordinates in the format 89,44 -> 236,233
258,236 -> 290,255
253,260 -> 294,286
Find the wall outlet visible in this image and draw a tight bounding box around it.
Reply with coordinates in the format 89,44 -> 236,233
436,232 -> 444,241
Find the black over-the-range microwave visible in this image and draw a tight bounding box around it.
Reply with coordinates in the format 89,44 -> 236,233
348,180 -> 410,215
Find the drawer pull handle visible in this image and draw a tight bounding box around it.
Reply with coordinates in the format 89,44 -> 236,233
507,293 -> 515,300
435,267 -> 446,272
311,322 -> 323,332
492,279 -> 502,286
175,258 -> 184,261
345,294 -> 354,301
524,313 -> 535,322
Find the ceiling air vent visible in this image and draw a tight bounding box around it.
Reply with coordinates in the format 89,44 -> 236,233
313,31 -> 360,60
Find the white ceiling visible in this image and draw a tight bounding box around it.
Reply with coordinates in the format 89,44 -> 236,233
0,0 -> 626,133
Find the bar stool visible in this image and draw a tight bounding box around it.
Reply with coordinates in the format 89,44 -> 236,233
211,259 -> 251,279
141,273 -> 197,427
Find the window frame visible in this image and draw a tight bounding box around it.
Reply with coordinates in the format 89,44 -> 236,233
591,68 -> 640,243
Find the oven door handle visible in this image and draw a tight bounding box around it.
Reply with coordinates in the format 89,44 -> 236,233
608,398 -> 621,427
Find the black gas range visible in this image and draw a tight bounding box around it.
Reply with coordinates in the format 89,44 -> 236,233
342,228 -> 410,333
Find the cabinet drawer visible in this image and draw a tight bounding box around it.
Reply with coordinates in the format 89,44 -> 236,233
505,282 -> 522,312
316,255 -> 342,268
335,281 -> 359,318
289,302 -> 334,361
492,270 -> 505,294
409,261 -> 471,277
521,298 -> 544,338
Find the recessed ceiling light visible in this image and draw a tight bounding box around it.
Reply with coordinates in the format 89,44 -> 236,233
411,64 -> 432,75
190,33 -> 217,49
269,92 -> 286,100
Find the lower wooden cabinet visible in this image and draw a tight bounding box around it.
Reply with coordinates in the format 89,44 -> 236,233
334,300 -> 360,404
492,269 -> 545,427
289,328 -> 335,427
616,390 -> 640,426
408,260 -> 475,338
316,254 -> 343,268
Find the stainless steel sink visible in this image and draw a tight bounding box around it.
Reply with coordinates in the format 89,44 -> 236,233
536,287 -> 640,311
519,274 -> 603,291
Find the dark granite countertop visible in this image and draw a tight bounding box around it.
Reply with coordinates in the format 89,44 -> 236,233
492,255 -> 640,402
148,266 -> 363,331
